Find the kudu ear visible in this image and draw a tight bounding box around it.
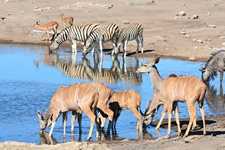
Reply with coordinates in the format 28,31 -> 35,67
37,110 -> 44,120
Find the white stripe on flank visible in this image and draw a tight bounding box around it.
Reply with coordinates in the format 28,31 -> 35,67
81,84 -> 89,102
74,83 -> 81,101
183,77 -> 190,97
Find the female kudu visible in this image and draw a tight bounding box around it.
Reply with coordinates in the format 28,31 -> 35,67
37,82 -> 99,141
136,56 -> 206,138
107,90 -> 142,138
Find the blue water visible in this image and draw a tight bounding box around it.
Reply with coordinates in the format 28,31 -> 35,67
0,44 -> 224,144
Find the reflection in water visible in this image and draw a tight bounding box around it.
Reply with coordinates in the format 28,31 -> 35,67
205,83 -> 225,114
39,130 -> 81,145
39,131 -> 58,145
46,51 -> 142,84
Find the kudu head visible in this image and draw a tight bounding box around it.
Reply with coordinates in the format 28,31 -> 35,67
199,64 -> 210,82
136,55 -> 160,73
142,89 -> 162,128
37,110 -> 52,132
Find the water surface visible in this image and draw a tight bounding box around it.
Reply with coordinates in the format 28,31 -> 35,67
0,44 -> 224,144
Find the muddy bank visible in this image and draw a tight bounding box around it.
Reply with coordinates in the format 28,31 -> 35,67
1,117 -> 225,150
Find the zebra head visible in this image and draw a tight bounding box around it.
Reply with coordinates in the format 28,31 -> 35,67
82,42 -> 92,57
114,43 -> 121,56
49,40 -> 59,51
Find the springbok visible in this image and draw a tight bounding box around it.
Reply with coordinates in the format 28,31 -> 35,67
136,56 -> 206,138
107,90 -> 142,136
37,82 -> 99,141
199,50 -> 225,84
33,21 -> 59,43
58,13 -> 74,29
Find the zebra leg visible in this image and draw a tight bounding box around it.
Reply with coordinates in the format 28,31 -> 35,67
111,38 -> 116,55
71,40 -> 77,53
123,40 -> 128,57
139,35 -> 144,53
99,40 -> 103,56
135,38 -> 139,53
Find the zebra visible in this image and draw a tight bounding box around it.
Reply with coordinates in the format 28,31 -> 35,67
114,23 -> 143,57
82,23 -> 119,57
199,50 -> 225,84
49,23 -> 100,53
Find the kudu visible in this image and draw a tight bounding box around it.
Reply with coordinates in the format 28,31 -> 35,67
37,82 -> 99,141
107,90 -> 142,136
68,82 -> 114,131
136,56 -> 206,138
199,50 -> 225,84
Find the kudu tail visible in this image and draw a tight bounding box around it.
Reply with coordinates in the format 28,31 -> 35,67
137,95 -> 144,116
198,88 -> 206,107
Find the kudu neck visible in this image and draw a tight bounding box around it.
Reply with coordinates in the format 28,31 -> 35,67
43,105 -> 53,120
149,66 -> 164,91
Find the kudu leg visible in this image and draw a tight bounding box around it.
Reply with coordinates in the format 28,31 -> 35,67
200,106 -> 206,135
155,106 -> 167,130
191,105 -> 197,130
184,103 -> 196,137
166,103 -> 173,138
49,112 -> 60,137
130,107 -> 142,133
77,110 -> 82,133
97,103 -> 114,128
63,112 -> 68,135
71,111 -> 77,132
81,107 -> 96,141
173,102 -> 181,136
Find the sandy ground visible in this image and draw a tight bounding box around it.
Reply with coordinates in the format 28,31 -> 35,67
0,0 -> 225,149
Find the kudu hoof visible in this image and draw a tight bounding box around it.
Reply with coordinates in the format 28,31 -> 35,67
87,136 -> 92,141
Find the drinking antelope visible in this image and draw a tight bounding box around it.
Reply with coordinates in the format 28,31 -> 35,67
199,50 -> 225,84
107,90 -> 142,136
33,21 -> 59,43
58,13 -> 74,29
114,23 -> 144,57
37,82 -> 99,141
136,56 -> 206,138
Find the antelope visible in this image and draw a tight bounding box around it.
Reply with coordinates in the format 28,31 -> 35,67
37,82 -> 99,141
107,90 -> 142,136
199,50 -> 225,85
136,56 -> 206,138
33,21 -> 59,43
58,13 -> 74,29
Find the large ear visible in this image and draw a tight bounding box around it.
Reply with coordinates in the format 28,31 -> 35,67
37,110 -> 43,120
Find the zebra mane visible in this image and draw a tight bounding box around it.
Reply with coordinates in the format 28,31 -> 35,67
205,50 -> 225,80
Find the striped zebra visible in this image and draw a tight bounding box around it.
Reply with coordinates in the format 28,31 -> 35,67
114,23 -> 143,57
82,23 -> 119,56
49,23 -> 99,53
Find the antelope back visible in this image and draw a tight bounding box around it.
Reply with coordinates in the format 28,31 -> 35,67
110,90 -> 141,109
89,82 -> 112,103
162,76 -> 206,101
51,82 -> 99,111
